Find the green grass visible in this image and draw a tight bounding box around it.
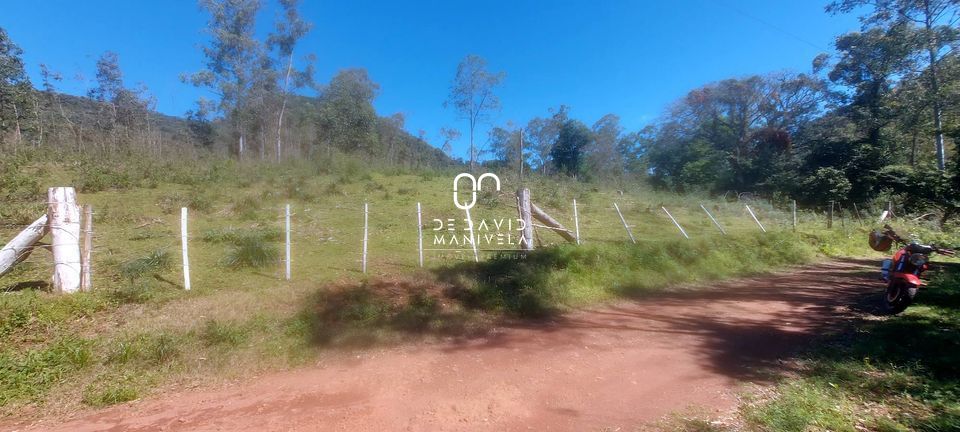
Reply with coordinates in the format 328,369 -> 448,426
743,269 -> 960,432
0,152 -> 955,415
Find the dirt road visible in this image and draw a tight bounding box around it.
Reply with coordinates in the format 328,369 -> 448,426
6,260 -> 878,431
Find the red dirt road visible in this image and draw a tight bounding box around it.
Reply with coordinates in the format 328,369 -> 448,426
6,260 -> 878,431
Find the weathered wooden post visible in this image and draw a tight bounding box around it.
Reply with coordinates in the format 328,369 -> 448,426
362,202 -> 369,273
81,204 -> 93,291
745,205 -> 767,233
284,204 -> 291,280
518,189 -> 534,251
700,203 -> 726,235
0,215 -> 48,277
613,203 -> 637,244
180,207 -> 191,290
852,203 -> 864,226
827,202 -> 833,228
416,202 -> 424,267
662,207 -> 689,239
573,199 -> 581,245
49,187 -> 82,294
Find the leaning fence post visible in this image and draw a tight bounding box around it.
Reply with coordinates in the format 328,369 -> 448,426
180,207 -> 191,290
662,206 -> 689,239
81,204 -> 93,291
700,203 -> 726,235
362,202 -> 369,273
852,203 -> 864,226
416,202 -> 424,267
49,187 -> 82,294
745,205 -> 767,233
613,203 -> 637,244
284,204 -> 291,281
573,199 -> 581,245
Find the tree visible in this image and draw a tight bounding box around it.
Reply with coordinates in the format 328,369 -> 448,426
185,0 -> 263,160
444,54 -> 504,171
551,120 -> 592,177
439,127 -> 460,159
524,105 -> 568,175
267,0 -> 312,162
588,114 -> 625,178
486,125 -> 523,168
827,25 -> 914,154
828,0 -> 960,170
0,27 -> 33,148
315,68 -> 380,154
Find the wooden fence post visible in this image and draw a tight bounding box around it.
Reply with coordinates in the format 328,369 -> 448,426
49,187 -> 82,294
180,207 -> 191,290
416,202 -> 424,267
700,203 -> 726,235
573,199 -> 581,245
662,207 -> 689,239
81,204 -> 93,291
518,189 -> 534,251
0,215 -> 48,277
613,203 -> 637,244
362,203 -> 369,273
745,205 -> 767,233
284,204 -> 291,280
852,203 -> 864,226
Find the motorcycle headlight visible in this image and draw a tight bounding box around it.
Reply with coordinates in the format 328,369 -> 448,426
909,253 -> 927,267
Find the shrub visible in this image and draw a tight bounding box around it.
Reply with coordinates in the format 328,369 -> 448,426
119,250 -> 171,281
221,235 -> 279,269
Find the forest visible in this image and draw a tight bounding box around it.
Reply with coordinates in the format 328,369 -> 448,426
1,0 -> 959,224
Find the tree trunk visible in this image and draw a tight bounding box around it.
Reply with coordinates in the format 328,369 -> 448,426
924,0 -> 946,170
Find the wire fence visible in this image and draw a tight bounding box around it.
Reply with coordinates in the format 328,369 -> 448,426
0,191 -> 894,293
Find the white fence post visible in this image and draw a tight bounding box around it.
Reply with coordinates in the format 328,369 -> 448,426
613,203 -> 636,244
745,205 -> 767,233
792,200 -> 797,231
362,203 -> 369,273
416,202 -> 424,267
49,187 -> 82,294
180,207 -> 191,290
700,204 -> 726,235
285,204 -> 291,281
573,199 -> 581,245
662,206 -> 689,239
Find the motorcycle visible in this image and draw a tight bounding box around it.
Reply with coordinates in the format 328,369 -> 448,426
869,225 -> 955,313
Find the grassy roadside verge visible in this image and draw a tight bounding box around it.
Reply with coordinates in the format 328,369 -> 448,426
741,267 -> 960,432
0,230 -> 821,414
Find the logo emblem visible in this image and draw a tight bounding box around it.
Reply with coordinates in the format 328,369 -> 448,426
453,173 -> 501,210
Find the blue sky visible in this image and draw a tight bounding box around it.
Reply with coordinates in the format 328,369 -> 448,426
3,1 -> 862,159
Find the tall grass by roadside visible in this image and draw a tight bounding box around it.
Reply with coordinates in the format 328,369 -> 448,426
742,268 -> 960,431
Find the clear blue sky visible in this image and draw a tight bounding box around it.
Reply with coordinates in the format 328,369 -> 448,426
3,0 -> 861,160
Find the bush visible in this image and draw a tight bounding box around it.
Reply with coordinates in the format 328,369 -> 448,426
221,235 -> 279,269
119,250 -> 171,281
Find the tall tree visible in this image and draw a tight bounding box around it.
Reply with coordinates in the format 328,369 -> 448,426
551,120 -> 592,177
444,54 -> 504,171
315,68 -> 380,154
267,0 -> 312,162
185,0 -> 263,160
525,105 -> 568,175
828,0 -> 960,170
0,27 -> 33,148
588,114 -> 625,178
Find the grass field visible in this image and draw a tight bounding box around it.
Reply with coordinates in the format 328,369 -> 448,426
0,154 -> 953,419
